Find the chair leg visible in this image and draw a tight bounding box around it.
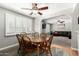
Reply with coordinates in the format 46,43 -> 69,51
49,49 -> 52,56
45,48 -> 52,56
17,47 -> 21,55
17,47 -> 24,56
44,49 -> 49,56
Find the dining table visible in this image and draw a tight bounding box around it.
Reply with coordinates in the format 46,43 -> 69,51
23,35 -> 50,56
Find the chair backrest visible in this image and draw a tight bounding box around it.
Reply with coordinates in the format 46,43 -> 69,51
16,34 -> 23,46
40,33 -> 47,36
32,32 -> 39,38
22,35 -> 32,48
20,32 -> 27,37
16,34 -> 32,49
47,35 -> 53,47
20,32 -> 27,34
23,35 -> 31,42
40,33 -> 47,40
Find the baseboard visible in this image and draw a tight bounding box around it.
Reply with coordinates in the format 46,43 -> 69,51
0,43 -> 19,51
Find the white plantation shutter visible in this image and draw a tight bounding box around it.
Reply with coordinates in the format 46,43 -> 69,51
6,13 -> 32,36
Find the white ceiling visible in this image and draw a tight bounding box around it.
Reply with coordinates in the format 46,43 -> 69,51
46,15 -> 72,24
0,3 -> 76,17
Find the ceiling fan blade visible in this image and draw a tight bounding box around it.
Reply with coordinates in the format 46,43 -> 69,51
38,12 -> 42,15
21,8 -> 33,10
38,6 -> 48,10
29,12 -> 33,15
61,21 -> 64,23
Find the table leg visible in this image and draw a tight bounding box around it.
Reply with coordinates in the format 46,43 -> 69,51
37,45 -> 40,56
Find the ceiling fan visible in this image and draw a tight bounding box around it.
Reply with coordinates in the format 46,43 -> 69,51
21,3 -> 48,15
57,20 -> 65,23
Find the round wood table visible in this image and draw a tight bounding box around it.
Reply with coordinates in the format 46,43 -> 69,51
23,36 -> 49,56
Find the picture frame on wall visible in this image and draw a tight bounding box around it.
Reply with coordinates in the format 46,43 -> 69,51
42,23 -> 46,29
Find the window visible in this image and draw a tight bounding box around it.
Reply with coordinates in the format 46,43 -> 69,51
5,13 -> 32,36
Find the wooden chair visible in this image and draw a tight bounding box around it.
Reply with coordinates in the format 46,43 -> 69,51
16,33 -> 33,55
32,32 -> 39,38
45,35 -> 53,56
40,35 -> 53,56
40,33 -> 47,41
16,34 -> 24,55
22,36 -> 32,55
37,33 -> 47,55
22,35 -> 38,55
16,32 -> 40,56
